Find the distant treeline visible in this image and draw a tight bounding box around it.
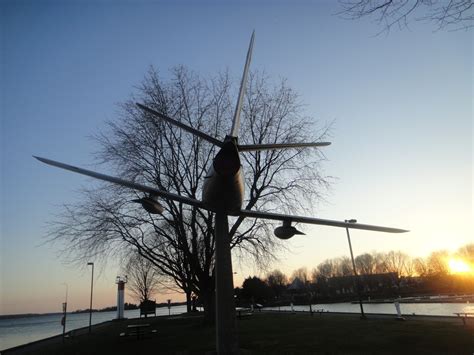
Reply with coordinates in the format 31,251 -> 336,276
233,244 -> 474,307
0,313 -> 63,320
73,302 -> 139,313
72,301 -> 188,314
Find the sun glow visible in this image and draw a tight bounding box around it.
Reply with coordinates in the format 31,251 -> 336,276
448,258 -> 472,274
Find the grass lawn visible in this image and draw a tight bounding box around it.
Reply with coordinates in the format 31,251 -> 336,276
7,312 -> 474,354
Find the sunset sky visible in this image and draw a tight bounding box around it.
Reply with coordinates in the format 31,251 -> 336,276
1,0 -> 472,315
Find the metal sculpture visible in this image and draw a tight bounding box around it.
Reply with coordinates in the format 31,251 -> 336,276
35,32 -> 408,354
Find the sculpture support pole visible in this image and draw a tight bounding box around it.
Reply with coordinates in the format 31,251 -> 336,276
215,212 -> 238,354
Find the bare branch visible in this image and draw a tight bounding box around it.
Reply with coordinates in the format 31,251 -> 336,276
338,0 -> 473,33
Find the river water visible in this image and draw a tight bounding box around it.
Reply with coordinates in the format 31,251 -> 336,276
0,305 -> 188,351
1,302 -> 472,351
263,302 -> 474,316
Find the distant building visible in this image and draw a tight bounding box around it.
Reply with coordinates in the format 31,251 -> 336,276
328,272 -> 398,295
287,277 -> 306,292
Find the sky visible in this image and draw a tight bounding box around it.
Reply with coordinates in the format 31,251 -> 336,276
1,0 -> 472,315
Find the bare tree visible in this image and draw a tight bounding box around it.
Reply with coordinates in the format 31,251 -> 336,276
413,257 -> 429,276
338,0 -> 473,33
426,250 -> 450,275
403,257 -> 417,277
373,252 -> 390,274
317,259 -> 337,279
457,243 -> 474,264
355,253 -> 377,275
266,269 -> 288,287
310,267 -> 320,283
265,269 -> 288,299
334,256 -> 353,276
125,252 -> 162,303
291,267 -> 310,284
48,66 -> 330,320
382,250 -> 410,276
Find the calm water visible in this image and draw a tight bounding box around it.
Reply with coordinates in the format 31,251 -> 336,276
0,305 -> 188,351
1,303 -> 473,350
264,302 -> 474,316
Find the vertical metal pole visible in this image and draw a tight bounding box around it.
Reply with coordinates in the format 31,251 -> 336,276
345,226 -> 366,319
62,283 -> 68,342
215,213 -> 238,354
62,302 -> 67,341
89,263 -> 94,333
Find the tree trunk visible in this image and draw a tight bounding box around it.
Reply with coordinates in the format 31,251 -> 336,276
200,287 -> 215,324
186,290 -> 192,313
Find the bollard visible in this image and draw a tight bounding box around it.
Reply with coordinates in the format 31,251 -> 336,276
394,301 -> 405,321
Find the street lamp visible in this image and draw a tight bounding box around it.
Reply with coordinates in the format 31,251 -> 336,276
87,262 -> 94,333
61,282 -> 68,341
345,219 -> 366,319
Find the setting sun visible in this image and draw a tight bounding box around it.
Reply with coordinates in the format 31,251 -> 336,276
448,258 -> 472,274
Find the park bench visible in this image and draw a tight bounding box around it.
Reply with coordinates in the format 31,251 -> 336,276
236,308 -> 253,319
119,324 -> 156,340
454,312 -> 474,326
310,308 -> 325,316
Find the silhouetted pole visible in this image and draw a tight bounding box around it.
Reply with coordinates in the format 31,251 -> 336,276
345,219 -> 366,319
87,262 -> 94,333
61,282 -> 68,342
215,213 -> 238,354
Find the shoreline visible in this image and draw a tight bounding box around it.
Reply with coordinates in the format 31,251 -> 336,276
2,296 -> 473,319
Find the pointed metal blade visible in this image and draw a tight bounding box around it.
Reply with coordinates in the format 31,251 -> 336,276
33,156 -> 205,209
238,142 -> 331,151
136,103 -> 223,147
230,31 -> 255,138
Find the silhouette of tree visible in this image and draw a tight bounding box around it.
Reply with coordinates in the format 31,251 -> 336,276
317,259 -> 337,279
457,243 -> 474,264
403,257 -> 417,277
413,257 -> 429,276
382,251 -> 410,276
265,269 -> 288,298
355,253 -> 377,275
427,250 -> 450,275
242,276 -> 273,304
125,252 -> 162,303
291,267 -> 310,284
48,66 -> 330,321
317,257 -> 355,277
334,257 -> 353,276
338,0 -> 473,33
310,268 -> 320,283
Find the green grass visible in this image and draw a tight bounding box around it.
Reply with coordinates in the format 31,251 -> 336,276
9,312 -> 474,354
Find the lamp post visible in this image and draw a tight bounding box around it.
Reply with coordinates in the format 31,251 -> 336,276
345,219 -> 366,319
87,262 -> 94,333
61,282 -> 68,341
